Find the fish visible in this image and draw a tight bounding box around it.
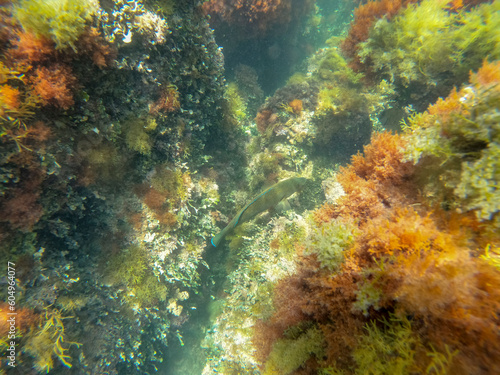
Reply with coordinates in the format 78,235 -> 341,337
211,177 -> 308,247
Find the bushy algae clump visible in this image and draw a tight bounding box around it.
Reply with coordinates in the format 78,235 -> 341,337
14,0 -> 97,50
405,60 -> 500,222
263,325 -> 324,375
359,0 -> 500,88
304,218 -> 357,270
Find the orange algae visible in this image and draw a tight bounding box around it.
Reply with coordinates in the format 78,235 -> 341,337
255,118 -> 500,372
341,0 -> 418,71
288,99 -> 303,115
349,131 -> 413,184
0,84 -> 21,112
32,65 -> 77,109
334,132 -> 416,222
10,31 -> 55,63
471,59 -> 500,89
77,27 -> 116,68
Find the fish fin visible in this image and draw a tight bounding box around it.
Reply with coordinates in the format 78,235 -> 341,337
274,198 -> 291,214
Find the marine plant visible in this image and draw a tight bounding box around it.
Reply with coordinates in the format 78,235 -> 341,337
24,308 -> 81,372
76,27 -> 116,68
334,132 -> 415,222
304,218 -> 357,271
358,0 -> 500,89
351,278 -> 383,317
224,82 -> 248,124
13,0 -> 96,50
0,61 -> 39,150
104,244 -> 169,308
481,244 -> 500,271
301,40 -> 395,151
287,99 -> 303,115
247,59 -> 500,373
124,116 -> 155,155
150,163 -> 192,205
0,161 -> 45,231
353,316 -> 420,374
31,65 -> 77,109
0,0 -> 229,373
9,31 -> 55,63
340,0 -> 417,72
405,60 -> 500,222
262,325 -> 324,375
149,84 -> 180,115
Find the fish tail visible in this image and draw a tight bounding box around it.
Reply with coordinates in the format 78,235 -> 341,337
211,232 -> 222,247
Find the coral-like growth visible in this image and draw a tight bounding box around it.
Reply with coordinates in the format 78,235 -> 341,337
354,208 -> 452,259
335,132 -> 416,221
350,131 -> 413,184
287,99 -> 302,115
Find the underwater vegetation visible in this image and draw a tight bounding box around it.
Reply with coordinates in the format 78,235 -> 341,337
341,0 -> 500,113
203,0 -> 500,363
359,0 -> 500,89
245,62 -> 500,374
23,308 -> 81,373
202,0 -> 316,39
13,0 -> 96,50
405,60 -> 500,223
1,0 -> 499,373
340,0 -> 418,73
0,0 -> 233,373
